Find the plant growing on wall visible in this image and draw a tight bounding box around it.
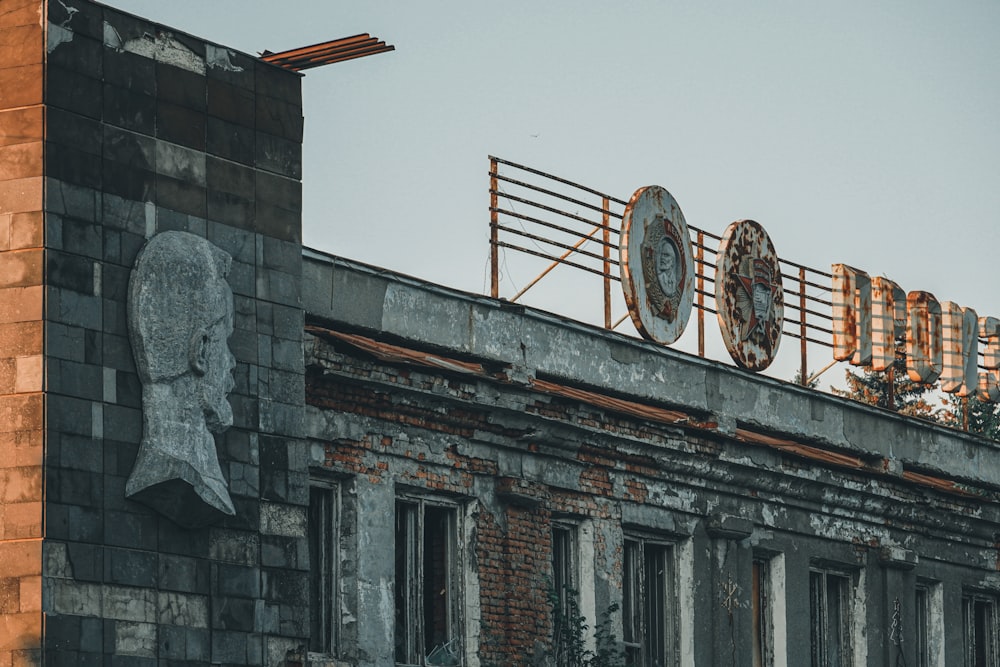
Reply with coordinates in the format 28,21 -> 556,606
549,585 -> 628,667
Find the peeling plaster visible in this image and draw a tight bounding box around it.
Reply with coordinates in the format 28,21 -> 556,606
110,30 -> 206,75
206,44 -> 244,72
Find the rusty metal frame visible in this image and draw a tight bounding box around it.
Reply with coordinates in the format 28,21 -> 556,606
261,34 -> 394,71
487,156 -> 842,389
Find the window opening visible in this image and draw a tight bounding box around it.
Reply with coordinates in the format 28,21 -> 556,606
551,522 -> 581,666
308,481 -> 338,654
623,535 -> 675,667
395,497 -> 461,666
964,592 -> 999,667
752,558 -> 771,667
914,584 -> 928,667
809,568 -> 852,667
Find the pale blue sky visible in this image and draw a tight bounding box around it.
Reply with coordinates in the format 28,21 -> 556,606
101,1 -> 1000,384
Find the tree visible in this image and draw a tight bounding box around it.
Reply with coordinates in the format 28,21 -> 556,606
937,393 -> 1000,441
831,343 -> 938,420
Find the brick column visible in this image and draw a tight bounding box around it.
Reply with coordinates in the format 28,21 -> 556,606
0,0 -> 45,663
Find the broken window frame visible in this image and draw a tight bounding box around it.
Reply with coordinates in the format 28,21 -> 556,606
963,591 -> 1000,667
308,476 -> 340,655
552,521 -> 579,614
752,557 -> 772,667
622,533 -> 676,667
395,494 -> 463,667
809,566 -> 853,667
915,582 -> 929,667
551,521 -> 581,666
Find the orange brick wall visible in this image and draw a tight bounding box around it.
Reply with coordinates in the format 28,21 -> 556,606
0,0 -> 45,663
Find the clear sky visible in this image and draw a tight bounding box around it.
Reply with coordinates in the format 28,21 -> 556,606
101,1 -> 1000,386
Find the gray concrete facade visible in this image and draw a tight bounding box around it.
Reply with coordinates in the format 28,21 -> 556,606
302,252 -> 1000,666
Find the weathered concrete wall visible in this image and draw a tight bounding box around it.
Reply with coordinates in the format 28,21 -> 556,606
303,253 -> 1000,665
0,0 -> 308,664
304,253 -> 1000,491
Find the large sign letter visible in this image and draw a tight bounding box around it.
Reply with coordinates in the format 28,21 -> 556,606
940,303 -> 978,396
906,291 -> 943,384
979,316 -> 1000,402
871,277 -> 904,372
832,264 -> 871,365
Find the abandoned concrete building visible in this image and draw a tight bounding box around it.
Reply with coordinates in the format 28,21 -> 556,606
3,1 -> 1000,665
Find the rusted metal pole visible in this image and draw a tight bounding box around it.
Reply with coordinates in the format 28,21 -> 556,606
603,197 -> 611,329
509,225 -> 602,303
887,365 -> 895,411
490,157 -> 499,298
697,231 -> 705,358
963,395 -> 969,431
800,267 -> 808,385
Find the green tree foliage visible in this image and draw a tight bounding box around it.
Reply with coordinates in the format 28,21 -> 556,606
829,341 -> 1000,441
831,345 -> 937,420
937,393 -> 1000,441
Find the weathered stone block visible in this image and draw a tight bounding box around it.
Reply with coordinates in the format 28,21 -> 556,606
0,177 -> 42,215
208,529 -> 258,566
47,29 -> 102,77
103,49 -> 156,96
104,548 -> 156,588
155,174 -> 206,218
207,78 -> 255,128
45,65 -> 101,119
255,95 -> 302,143
102,84 -> 155,135
0,143 -> 42,183
157,591 -> 209,628
254,132 -> 300,180
103,586 -> 156,623
207,116 -> 255,167
156,100 -> 206,151
211,629 -> 249,665
156,62 -> 206,111
254,61 -> 300,106
45,179 -> 97,221
0,65 -> 43,109
0,250 -> 41,289
0,24 -> 43,68
113,620 -> 157,657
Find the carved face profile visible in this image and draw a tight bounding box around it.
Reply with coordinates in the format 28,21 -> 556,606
126,230 -> 237,528
656,236 -> 679,297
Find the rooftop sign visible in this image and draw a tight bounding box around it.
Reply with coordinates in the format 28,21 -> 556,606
487,157 -> 998,405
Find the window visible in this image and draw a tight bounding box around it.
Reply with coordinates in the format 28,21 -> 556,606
752,558 -> 771,667
552,523 -> 578,613
623,535 -> 675,667
809,568 -> 852,667
395,497 -> 462,666
915,584 -> 928,667
308,479 -> 339,654
964,592 -> 999,667
551,522 -> 580,666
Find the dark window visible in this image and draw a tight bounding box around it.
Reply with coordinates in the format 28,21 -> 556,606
752,558 -> 771,667
915,584 -> 928,667
308,481 -> 338,654
395,498 -> 461,666
964,592 -> 999,667
552,523 -> 578,614
809,568 -> 852,667
551,523 -> 580,666
623,536 -> 674,667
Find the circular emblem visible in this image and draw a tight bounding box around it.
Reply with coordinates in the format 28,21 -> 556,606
715,220 -> 784,371
620,186 -> 694,345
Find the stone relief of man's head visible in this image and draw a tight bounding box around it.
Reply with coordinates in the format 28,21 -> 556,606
126,230 -> 237,527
